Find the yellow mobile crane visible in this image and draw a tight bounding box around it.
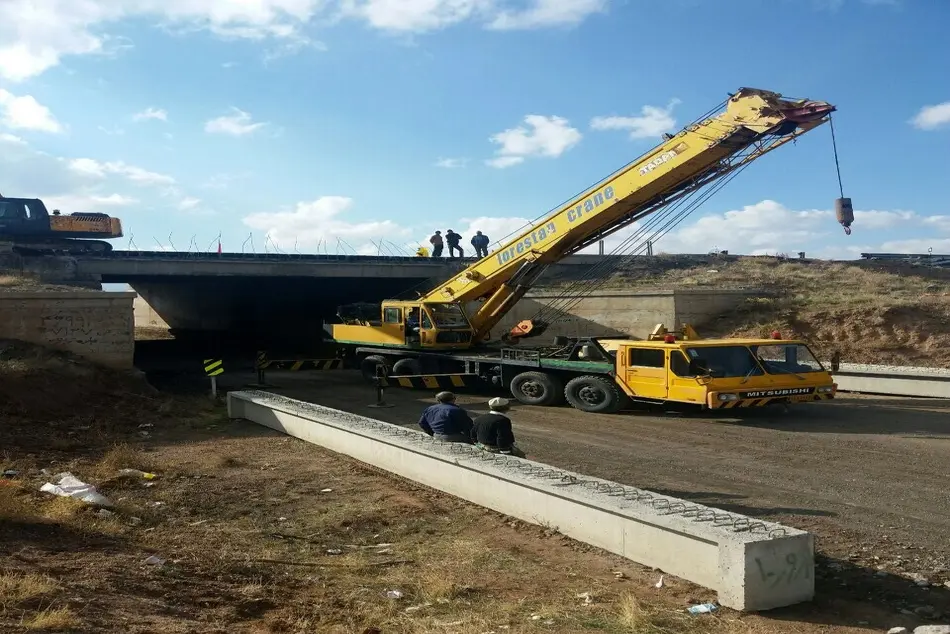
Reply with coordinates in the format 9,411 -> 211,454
330,87 -> 848,413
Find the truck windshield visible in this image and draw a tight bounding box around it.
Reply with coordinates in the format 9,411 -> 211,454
685,346 -> 763,378
426,304 -> 470,328
750,344 -> 825,374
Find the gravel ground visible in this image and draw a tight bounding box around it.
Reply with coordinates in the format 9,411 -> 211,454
252,371 -> 950,622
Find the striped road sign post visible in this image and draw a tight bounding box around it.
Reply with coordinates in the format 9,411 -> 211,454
204,358 -> 224,398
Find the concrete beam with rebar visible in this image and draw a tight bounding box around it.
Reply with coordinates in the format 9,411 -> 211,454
227,390 -> 815,611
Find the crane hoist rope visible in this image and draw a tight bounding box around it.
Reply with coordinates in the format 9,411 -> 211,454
829,116 -> 853,236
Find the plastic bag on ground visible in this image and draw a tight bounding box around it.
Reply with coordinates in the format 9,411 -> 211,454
40,472 -> 113,507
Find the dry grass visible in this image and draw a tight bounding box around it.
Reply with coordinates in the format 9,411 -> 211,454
95,443 -> 158,476
0,484 -> 34,520
22,607 -> 78,631
0,274 -> 21,287
0,573 -> 58,608
40,495 -> 88,522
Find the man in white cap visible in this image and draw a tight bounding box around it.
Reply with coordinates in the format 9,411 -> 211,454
472,397 -> 526,458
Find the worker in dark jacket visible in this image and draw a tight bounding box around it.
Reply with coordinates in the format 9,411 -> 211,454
418,391 -> 474,443
472,397 -> 526,458
445,229 -> 464,258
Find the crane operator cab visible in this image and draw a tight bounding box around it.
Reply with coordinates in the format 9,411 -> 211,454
333,301 -> 477,350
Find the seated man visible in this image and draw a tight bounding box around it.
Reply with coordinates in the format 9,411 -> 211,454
406,308 -> 421,343
418,391 -> 474,443
472,397 -> 526,458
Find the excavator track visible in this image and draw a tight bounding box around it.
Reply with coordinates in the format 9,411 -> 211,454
4,238 -> 114,256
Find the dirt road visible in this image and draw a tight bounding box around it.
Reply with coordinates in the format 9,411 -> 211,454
260,370 -> 950,616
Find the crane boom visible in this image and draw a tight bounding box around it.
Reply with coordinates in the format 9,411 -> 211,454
331,87 -> 836,352
428,88 -> 834,339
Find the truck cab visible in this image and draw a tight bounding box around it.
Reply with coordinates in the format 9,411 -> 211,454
610,336 -> 837,409
332,301 -> 476,350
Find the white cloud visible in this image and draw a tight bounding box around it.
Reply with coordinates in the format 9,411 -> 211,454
453,201 -> 933,260
486,156 -> 525,168
0,0 -> 326,81
435,157 -> 468,168
133,107 -> 168,122
0,1 -> 607,81
337,0 -> 490,32
910,102 -> 950,131
486,114 -> 582,168
68,157 -> 176,185
875,238 -> 950,253
98,125 -> 125,136
177,196 -> 201,210
489,0 -> 606,29
0,89 -> 63,132
0,132 -> 26,145
591,99 -> 680,140
242,195 -> 408,250
204,108 -> 267,136
44,192 -> 139,212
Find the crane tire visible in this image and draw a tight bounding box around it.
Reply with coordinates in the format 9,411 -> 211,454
564,375 -> 629,414
360,355 -> 390,383
509,371 -> 564,407
392,357 -> 422,376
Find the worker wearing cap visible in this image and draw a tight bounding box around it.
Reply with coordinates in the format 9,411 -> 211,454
418,391 -> 474,443
472,397 -> 526,458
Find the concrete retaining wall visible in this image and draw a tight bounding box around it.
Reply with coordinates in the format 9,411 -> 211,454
489,289 -> 763,339
228,390 -> 815,612
833,363 -> 950,399
0,291 -> 136,368
133,295 -> 169,329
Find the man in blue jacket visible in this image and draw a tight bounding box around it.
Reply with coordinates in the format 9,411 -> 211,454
470,231 -> 489,258
418,391 -> 474,443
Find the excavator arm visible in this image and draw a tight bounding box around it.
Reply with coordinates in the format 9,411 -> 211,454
331,88 -> 837,351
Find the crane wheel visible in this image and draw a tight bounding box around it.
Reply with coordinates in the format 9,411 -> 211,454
564,375 -> 629,414
360,355 -> 390,383
509,371 -> 564,407
392,357 -> 422,376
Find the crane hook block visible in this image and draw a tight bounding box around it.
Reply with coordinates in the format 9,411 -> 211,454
835,197 -> 854,236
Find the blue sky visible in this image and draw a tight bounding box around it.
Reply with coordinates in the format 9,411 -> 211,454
0,0 -> 948,259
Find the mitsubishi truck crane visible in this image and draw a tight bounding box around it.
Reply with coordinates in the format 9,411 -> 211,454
328,87 -> 844,414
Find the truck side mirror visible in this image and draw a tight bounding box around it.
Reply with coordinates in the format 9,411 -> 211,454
689,358 -> 709,376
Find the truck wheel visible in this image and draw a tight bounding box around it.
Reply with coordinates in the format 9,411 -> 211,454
510,371 -> 564,406
392,357 -> 422,376
564,375 -> 629,414
360,355 -> 390,383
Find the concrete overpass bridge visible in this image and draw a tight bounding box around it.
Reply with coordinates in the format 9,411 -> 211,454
70,251 -> 611,346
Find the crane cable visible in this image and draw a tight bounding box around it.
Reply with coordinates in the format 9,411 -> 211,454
829,115 -> 844,199
537,145 -> 771,321
528,137 -> 781,328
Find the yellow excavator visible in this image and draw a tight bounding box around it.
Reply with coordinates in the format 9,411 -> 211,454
327,87 -> 850,413
0,194 -> 123,254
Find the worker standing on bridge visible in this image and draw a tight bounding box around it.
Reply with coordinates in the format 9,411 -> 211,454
472,397 -> 526,458
445,229 -> 464,258
418,391 -> 474,444
471,231 -> 489,258
429,231 -> 444,257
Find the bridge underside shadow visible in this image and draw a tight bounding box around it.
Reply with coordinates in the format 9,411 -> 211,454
125,275 -> 431,353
